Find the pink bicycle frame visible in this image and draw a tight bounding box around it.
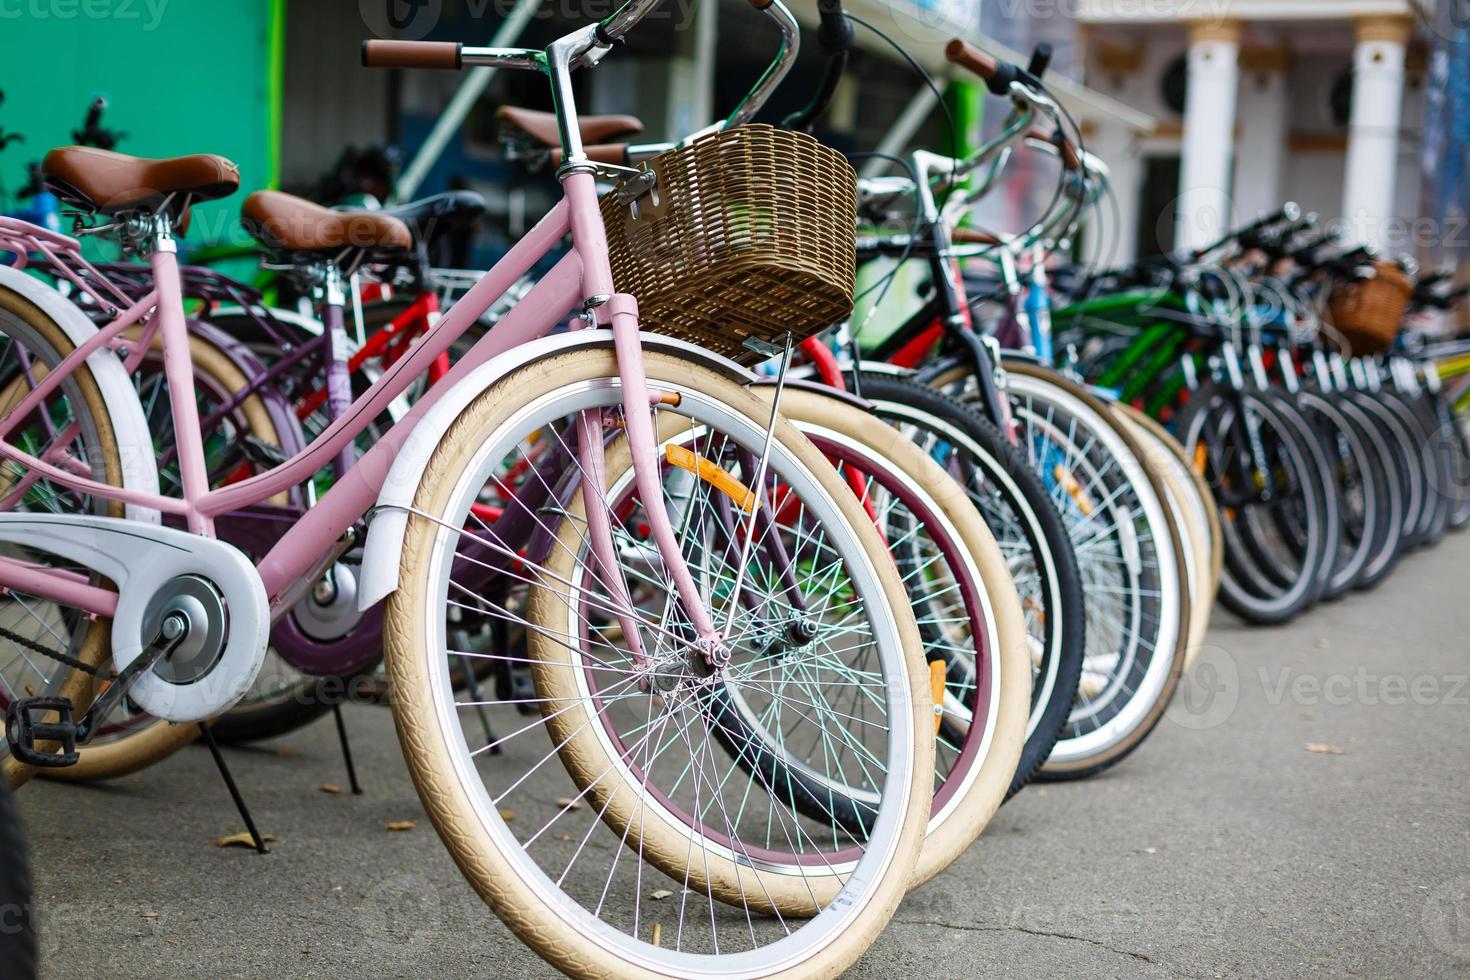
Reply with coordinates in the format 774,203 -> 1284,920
0,170 -> 723,658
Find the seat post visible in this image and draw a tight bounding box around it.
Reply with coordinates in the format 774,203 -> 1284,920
149,211 -> 177,255
316,262 -> 357,479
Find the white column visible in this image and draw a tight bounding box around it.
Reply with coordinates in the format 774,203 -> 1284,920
665,0 -> 718,138
1232,45 -> 1289,223
1088,122 -> 1141,263
1175,19 -> 1242,252
1340,15 -> 1411,247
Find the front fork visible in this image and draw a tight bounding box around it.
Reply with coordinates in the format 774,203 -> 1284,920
577,294 -> 725,669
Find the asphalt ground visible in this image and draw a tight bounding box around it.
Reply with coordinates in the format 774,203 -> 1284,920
13,530 -> 1470,978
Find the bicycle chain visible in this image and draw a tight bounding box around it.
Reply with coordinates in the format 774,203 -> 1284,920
0,623 -> 99,676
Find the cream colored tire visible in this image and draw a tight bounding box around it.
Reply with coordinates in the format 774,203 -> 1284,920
769,387 -> 1030,889
385,350 -> 932,978
0,288 -> 126,789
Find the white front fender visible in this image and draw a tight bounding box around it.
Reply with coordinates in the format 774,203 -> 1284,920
0,265 -> 161,522
357,329 -> 752,609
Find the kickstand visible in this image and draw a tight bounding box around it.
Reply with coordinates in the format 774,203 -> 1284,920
198,723 -> 268,855
331,703 -> 363,795
457,653 -> 499,752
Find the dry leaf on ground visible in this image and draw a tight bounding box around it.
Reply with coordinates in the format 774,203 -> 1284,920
217,832 -> 276,848
386,820 -> 417,832
320,784 -> 343,795
1304,742 -> 1346,755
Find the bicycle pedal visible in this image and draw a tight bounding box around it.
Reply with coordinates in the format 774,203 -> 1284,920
4,695 -> 80,768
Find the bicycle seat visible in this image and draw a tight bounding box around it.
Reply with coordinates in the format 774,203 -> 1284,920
42,146 -> 240,214
497,106 -> 644,148
375,190 -> 486,241
241,190 -> 412,254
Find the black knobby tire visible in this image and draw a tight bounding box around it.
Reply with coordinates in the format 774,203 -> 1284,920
850,373 -> 1086,799
0,780 -> 36,980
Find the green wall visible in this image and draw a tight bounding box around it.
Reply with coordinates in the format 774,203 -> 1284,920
0,0 -> 283,250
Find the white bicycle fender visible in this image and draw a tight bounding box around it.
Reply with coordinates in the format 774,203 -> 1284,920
357,328 -> 752,609
0,266 -> 162,523
0,514 -> 268,722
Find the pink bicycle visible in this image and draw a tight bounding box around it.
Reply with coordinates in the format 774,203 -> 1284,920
0,2 -> 939,974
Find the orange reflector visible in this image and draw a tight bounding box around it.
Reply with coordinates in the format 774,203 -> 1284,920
1053,464 -> 1095,517
665,444 -> 758,514
1192,443 -> 1207,476
929,660 -> 947,735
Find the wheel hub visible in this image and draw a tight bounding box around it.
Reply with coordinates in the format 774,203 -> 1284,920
292,562 -> 364,641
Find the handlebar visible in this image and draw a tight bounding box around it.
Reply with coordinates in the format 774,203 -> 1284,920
361,40 -> 463,69
1025,128 -> 1080,171
944,38 -> 1021,96
783,0 -> 853,131
1192,202 -> 1301,258
1026,43 -> 1053,79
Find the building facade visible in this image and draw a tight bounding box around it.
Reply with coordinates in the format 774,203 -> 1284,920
1078,0 -> 1432,263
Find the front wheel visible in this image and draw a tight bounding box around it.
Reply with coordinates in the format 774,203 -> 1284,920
384,349 -> 932,978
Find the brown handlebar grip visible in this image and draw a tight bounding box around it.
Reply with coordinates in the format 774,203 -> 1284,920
952,226 -> 1003,246
945,38 -> 998,80
552,144 -> 631,167
1027,129 -> 1081,171
361,40 -> 463,70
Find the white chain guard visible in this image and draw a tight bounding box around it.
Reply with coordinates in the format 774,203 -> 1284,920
0,514 -> 269,723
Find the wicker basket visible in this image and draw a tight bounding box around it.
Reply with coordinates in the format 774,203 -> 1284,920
1329,261 -> 1413,355
601,124 -> 857,364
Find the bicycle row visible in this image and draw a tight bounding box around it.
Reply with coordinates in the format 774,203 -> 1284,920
0,0 -> 1457,974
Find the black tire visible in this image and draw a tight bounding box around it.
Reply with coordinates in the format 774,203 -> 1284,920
989,362 -> 1190,781
1291,389 -> 1384,597
0,780 -> 36,980
1328,392 -> 1406,590
1345,390 -> 1426,562
1258,391 -> 1343,600
1441,393 -> 1470,530
208,686 -> 339,744
1376,389 -> 1443,548
850,372 -> 1086,799
1176,383 -> 1331,624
